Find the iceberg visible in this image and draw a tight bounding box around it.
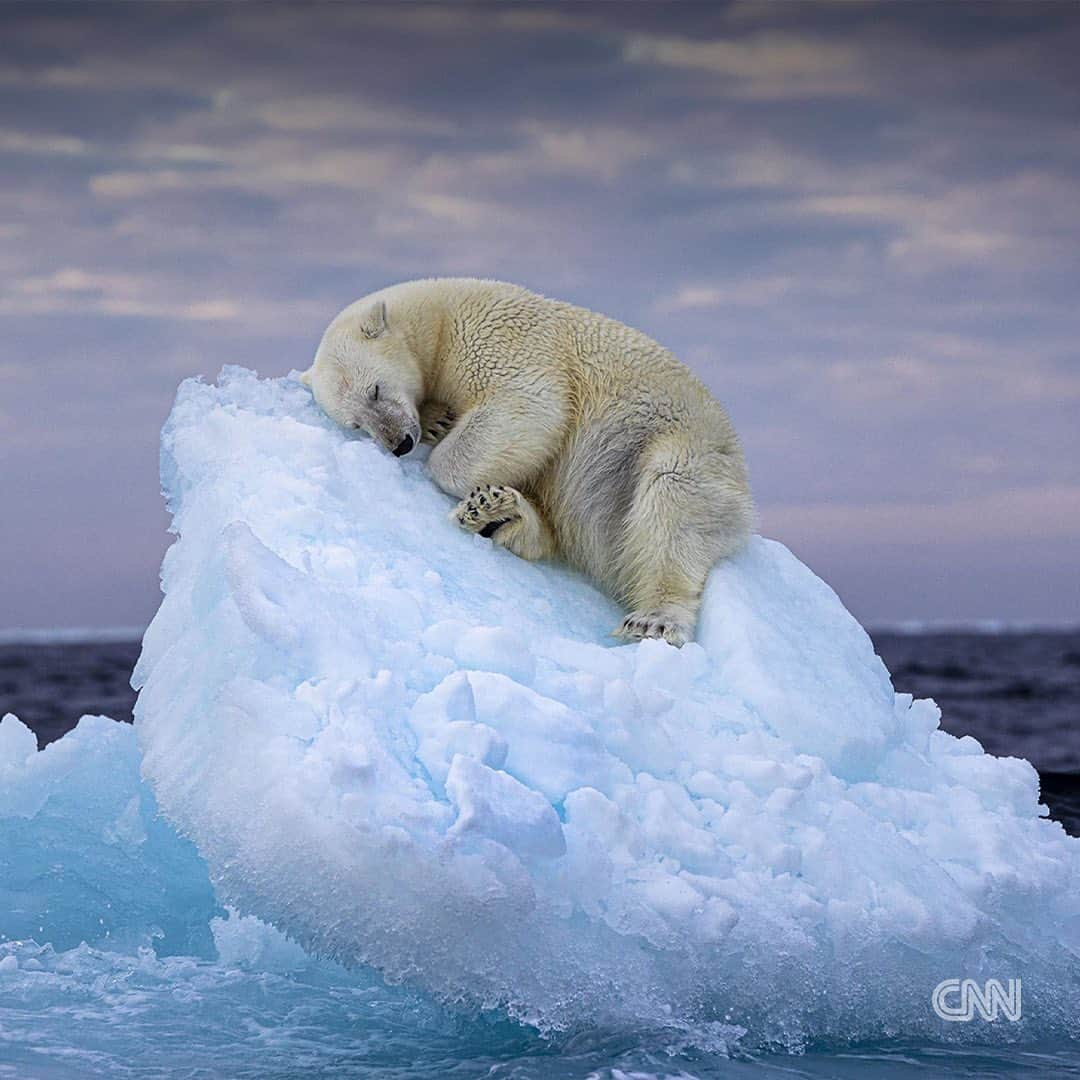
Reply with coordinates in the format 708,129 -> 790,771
127,366 -> 1079,1047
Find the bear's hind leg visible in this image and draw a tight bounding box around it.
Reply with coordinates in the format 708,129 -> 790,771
613,438 -> 753,647
451,485 -> 556,562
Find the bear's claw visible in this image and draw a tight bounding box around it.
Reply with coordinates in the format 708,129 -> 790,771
452,485 -> 522,537
614,610 -> 689,647
420,400 -> 456,445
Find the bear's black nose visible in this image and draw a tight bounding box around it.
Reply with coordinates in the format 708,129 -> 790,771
393,434 -> 414,457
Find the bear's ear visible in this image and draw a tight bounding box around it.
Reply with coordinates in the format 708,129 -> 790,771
359,300 -> 388,340
297,368 -> 313,388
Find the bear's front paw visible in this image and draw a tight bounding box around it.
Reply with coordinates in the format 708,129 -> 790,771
451,485 -> 522,538
419,400 -> 456,445
614,610 -> 689,647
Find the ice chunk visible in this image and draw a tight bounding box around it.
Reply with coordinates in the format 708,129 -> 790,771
210,907 -> 312,970
0,714 -> 217,956
0,712 -> 37,773
131,367 -> 1080,1045
446,754 -> 566,859
454,624 -> 537,683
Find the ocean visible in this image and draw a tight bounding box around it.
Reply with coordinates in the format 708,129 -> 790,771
2,631 -> 1079,1078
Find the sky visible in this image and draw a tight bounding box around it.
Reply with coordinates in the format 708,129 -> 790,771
1,1 -> 1078,631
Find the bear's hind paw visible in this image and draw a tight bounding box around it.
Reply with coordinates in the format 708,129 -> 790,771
614,610 -> 689,647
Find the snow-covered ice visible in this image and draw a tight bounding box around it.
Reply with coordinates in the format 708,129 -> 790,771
118,366 -> 1080,1044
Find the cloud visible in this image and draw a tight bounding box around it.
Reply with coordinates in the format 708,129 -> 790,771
658,276 -> 795,311
623,30 -> 870,99
2,268 -> 243,321
521,122 -> 652,182
90,142 -> 407,199
796,172 -> 1080,270
796,193 -> 1017,262
0,129 -> 89,156
255,95 -> 456,136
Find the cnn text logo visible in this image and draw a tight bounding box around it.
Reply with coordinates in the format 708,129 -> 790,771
932,978 -> 1021,1022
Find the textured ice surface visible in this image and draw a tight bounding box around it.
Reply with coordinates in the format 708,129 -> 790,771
0,714 -> 551,1078
126,367 -> 1079,1047
2,718 -> 1080,1076
0,713 -> 215,958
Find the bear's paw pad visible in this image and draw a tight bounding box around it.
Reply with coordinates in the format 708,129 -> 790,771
452,485 -> 522,538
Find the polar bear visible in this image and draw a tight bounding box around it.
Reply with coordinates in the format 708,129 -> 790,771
302,278 -> 754,645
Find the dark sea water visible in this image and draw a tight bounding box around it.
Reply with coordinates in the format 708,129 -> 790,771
4,631 -> 1079,833
871,630 -> 1080,835
2,631 -> 1079,1078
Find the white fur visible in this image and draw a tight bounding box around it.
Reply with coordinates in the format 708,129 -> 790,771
304,278 -> 755,644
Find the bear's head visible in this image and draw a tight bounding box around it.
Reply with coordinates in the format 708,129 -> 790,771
301,299 -> 423,458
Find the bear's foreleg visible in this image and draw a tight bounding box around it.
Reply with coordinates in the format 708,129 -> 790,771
427,399 -> 562,498
451,485 -> 556,561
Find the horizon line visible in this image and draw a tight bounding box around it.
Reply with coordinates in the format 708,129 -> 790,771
2,621 -> 1079,646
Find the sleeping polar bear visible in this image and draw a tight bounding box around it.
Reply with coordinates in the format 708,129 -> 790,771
302,278 -> 754,646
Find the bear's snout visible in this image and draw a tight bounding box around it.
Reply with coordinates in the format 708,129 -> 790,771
393,434 -> 414,457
